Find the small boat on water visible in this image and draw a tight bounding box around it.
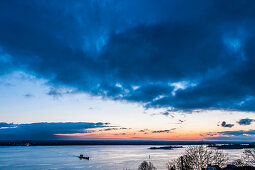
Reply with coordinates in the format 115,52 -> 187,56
78,154 -> 89,160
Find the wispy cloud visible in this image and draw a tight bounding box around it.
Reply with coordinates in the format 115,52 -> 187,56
139,129 -> 149,133
152,128 -> 176,134
218,130 -> 255,136
24,93 -> 34,98
205,130 -> 255,141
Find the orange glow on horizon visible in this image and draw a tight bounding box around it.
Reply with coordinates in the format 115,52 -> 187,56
54,129 -> 209,141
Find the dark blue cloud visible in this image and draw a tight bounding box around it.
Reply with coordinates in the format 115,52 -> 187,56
24,93 -> 34,98
152,130 -> 170,133
0,122 -> 110,140
206,130 -> 255,141
101,128 -> 119,131
1,0 -> 255,112
0,122 -> 15,128
221,121 -> 234,128
206,136 -> 255,141
99,127 -> 129,132
152,128 -> 176,133
219,130 -> 255,136
237,118 -> 254,125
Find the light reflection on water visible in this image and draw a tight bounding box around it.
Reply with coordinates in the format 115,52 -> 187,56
0,145 -> 244,170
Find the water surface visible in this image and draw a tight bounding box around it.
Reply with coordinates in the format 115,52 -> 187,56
0,145 -> 244,170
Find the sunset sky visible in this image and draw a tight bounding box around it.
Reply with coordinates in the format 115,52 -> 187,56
1,0 -> 255,141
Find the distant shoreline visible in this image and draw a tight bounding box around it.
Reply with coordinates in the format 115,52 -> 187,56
0,140 -> 252,146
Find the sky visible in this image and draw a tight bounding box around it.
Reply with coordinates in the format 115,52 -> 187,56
1,0 -> 255,141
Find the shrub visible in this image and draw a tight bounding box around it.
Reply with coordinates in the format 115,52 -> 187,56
138,161 -> 157,170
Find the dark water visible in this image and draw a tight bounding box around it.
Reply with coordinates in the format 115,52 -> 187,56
0,145 -> 243,170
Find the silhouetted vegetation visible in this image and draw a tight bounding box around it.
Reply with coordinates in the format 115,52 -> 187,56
231,149 -> 255,167
137,146 -> 255,169
167,145 -> 227,170
138,145 -> 255,169
138,161 -> 156,170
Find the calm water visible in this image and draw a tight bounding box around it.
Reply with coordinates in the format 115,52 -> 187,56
0,145 -> 243,170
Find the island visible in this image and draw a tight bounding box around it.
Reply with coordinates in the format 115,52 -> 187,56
148,146 -> 183,150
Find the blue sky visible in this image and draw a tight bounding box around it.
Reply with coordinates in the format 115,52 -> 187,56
1,0 -> 255,141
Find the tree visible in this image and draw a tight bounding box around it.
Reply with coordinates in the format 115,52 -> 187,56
167,156 -> 192,170
231,159 -> 244,166
138,161 -> 156,170
241,149 -> 255,166
167,145 -> 227,170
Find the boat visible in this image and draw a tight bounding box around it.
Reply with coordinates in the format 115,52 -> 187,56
78,154 -> 89,160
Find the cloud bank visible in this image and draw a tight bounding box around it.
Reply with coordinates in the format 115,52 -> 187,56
205,129 -> 255,141
1,0 -> 255,112
0,122 -> 110,140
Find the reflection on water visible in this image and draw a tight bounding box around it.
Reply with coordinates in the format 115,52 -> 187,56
0,145 -> 244,170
